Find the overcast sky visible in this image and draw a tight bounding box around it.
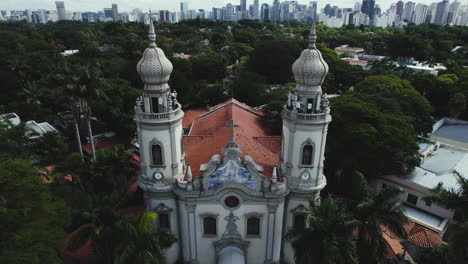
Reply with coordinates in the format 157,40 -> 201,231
0,0 -> 446,13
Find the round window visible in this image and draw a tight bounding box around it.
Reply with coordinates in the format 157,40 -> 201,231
224,196 -> 240,208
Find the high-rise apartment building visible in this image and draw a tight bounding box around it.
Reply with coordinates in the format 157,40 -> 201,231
308,1 -> 317,21
414,4 -> 428,25
253,0 -> 260,19
104,8 -> 113,19
434,0 -> 450,25
447,1 -> 461,25
225,3 -> 234,21
159,10 -> 170,22
396,1 -> 404,16
180,2 -> 188,13
402,1 -> 415,22
112,4 -> 118,21
55,1 -> 67,21
261,3 -> 270,20
361,0 -> 375,24
240,0 -> 247,13
133,9 -> 142,22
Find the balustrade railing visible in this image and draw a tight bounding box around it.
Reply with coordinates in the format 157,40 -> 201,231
136,104 -> 182,121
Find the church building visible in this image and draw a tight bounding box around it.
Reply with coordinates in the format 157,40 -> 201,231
135,20 -> 331,264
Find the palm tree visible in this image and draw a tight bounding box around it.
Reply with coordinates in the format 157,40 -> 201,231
88,146 -> 137,201
348,172 -> 408,264
424,172 -> 468,221
286,198 -> 358,264
68,199 -> 175,264
115,212 -> 177,264
424,172 -> 468,263
67,64 -> 108,160
35,131 -> 68,165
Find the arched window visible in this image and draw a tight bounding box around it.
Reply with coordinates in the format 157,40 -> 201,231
203,216 -> 217,235
247,217 -> 260,236
294,214 -> 306,232
302,144 -> 313,165
151,144 -> 163,165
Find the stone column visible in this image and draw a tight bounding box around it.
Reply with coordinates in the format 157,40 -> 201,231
186,202 -> 199,264
265,202 -> 278,264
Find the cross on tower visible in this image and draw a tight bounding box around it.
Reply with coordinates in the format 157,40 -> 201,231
226,119 -> 238,143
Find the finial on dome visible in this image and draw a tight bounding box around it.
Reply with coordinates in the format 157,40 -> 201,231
148,17 -> 156,47
136,13 -> 173,91
308,23 -> 317,49
292,21 -> 329,90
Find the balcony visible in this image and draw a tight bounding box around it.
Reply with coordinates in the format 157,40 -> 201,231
282,106 -> 327,122
135,104 -> 183,123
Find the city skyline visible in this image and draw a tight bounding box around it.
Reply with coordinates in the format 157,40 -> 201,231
0,0 -> 452,13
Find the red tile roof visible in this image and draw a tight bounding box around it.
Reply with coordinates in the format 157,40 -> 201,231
407,223 -> 443,248
61,224 -> 93,264
183,99 -> 280,178
183,109 -> 207,129
82,137 -> 126,154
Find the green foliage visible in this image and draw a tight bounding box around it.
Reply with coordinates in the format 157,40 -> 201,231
325,94 -> 421,182
191,53 -> 226,82
114,213 -> 177,264
355,75 -> 433,135
34,131 -> 69,165
230,71 -> 269,106
0,158 -> 70,264
423,173 -> 468,263
248,39 -> 304,84
0,121 -> 32,157
286,198 -> 359,264
347,172 -> 408,263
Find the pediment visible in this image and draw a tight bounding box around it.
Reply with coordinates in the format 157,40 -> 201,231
200,147 -> 268,192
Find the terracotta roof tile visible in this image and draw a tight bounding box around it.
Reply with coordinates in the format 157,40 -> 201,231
183,109 -> 208,129
182,98 -> 280,178
82,137 -> 126,154
407,224 -> 443,248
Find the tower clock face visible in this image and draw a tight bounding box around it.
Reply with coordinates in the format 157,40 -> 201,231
153,172 -> 164,181
301,172 -> 310,180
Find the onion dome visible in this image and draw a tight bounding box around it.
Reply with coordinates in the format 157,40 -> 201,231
137,19 -> 173,91
292,23 -> 329,91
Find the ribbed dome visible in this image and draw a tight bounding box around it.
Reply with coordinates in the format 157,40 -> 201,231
292,23 -> 329,91
137,20 -> 173,91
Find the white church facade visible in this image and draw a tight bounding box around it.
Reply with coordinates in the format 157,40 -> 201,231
135,21 -> 331,264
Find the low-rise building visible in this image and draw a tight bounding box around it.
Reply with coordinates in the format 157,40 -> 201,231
343,57 -> 370,69
431,118 -> 468,149
1,113 -> 58,141
373,141 -> 467,234
334,45 -> 365,57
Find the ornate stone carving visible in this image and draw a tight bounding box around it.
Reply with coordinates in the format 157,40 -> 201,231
223,211 -> 241,239
136,19 -> 173,91
291,23 -> 329,91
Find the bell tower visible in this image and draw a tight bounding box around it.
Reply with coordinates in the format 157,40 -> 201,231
280,23 -> 331,197
280,22 -> 332,264
135,19 -> 185,190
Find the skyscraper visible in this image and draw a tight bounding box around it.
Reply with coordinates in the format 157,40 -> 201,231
396,1 -> 404,16
240,0 -> 247,13
112,4 -> 118,21
434,0 -> 450,25
361,0 -> 375,24
308,1 -> 317,21
261,3 -> 270,20
55,1 -> 67,21
253,0 -> 260,19
414,4 -> 428,25
225,3 -> 234,21
180,2 -> 188,13
447,1 -> 461,25
402,1 -> 415,22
